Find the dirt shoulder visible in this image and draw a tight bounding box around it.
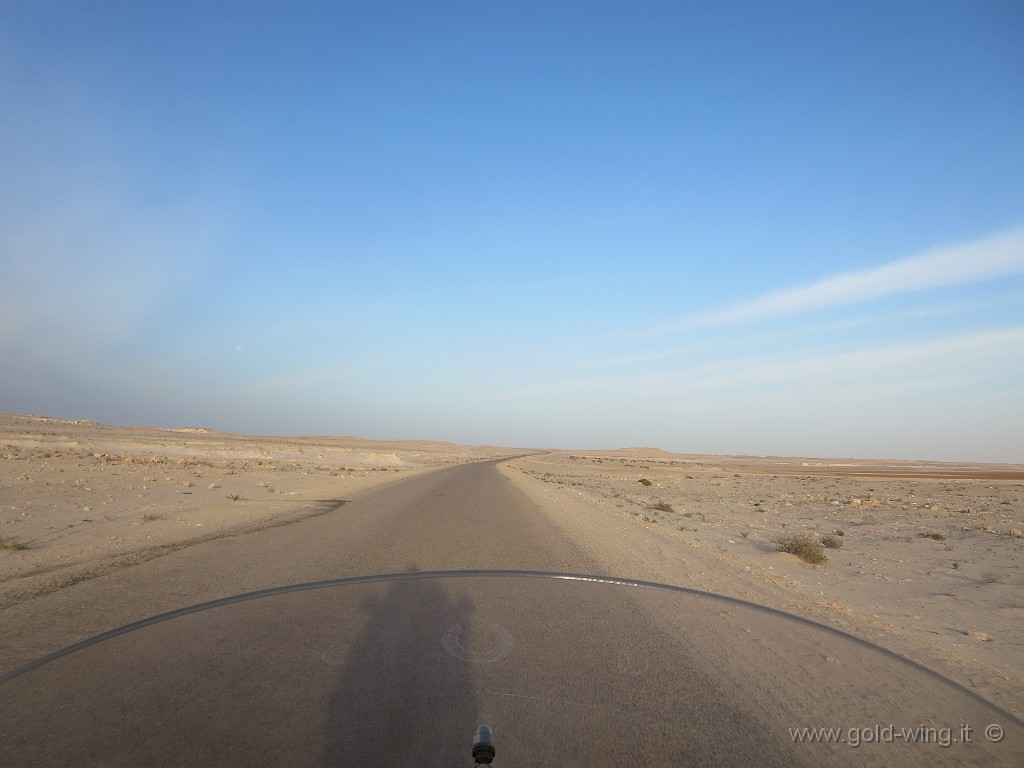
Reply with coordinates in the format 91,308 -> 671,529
500,451 -> 1024,719
0,414 -> 519,607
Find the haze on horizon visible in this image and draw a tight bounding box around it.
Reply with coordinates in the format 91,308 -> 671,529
2,2 -> 1023,463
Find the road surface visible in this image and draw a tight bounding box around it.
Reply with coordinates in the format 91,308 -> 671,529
0,458 -> 594,669
1,459 -> 1020,766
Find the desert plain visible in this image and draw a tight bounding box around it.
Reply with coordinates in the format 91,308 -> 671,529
1,412 -> 1022,720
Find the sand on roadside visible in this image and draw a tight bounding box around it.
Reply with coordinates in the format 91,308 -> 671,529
0,414 -> 518,607
4,415 -> 1021,719
500,449 -> 1024,718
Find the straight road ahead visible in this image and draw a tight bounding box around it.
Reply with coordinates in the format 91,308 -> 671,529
3,459 -> 1020,767
0,458 -> 598,671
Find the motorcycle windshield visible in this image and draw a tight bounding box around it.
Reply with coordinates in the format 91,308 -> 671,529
1,571 -> 1020,767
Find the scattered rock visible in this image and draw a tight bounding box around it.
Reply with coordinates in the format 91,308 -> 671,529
1010,529 -> 1023,539
965,631 -> 991,642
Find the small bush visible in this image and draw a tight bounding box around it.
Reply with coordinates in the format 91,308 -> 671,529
981,571 -> 1001,584
651,500 -> 675,513
917,532 -> 946,541
952,561 -> 960,570
820,535 -> 843,550
0,537 -> 29,551
774,533 -> 827,564
638,478 -> 653,486
142,513 -> 165,522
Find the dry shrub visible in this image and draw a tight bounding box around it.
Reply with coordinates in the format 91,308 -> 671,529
774,533 -> 827,564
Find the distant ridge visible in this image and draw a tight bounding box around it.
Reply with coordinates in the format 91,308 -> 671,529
563,447 -> 687,459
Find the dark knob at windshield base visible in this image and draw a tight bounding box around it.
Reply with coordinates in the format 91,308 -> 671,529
472,724 -> 496,764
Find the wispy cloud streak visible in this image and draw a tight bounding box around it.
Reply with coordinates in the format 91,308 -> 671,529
497,325 -> 1024,401
666,325 -> 1024,393
694,228 -> 1024,326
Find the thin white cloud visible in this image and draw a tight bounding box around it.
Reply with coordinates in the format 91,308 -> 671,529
666,325 -> 1024,394
496,325 -> 1024,402
694,228 -> 1024,326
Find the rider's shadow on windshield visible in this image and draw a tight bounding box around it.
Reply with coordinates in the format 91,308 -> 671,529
317,571 -> 478,766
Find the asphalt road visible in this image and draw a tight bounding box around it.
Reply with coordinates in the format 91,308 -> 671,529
2,459 -> 1021,766
0,458 -> 596,671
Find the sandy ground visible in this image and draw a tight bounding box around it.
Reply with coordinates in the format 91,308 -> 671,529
0,414 -> 518,606
499,450 -> 1024,718
3,414 -> 1022,721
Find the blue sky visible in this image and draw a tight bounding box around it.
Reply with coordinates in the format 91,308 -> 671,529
2,1 -> 1023,461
